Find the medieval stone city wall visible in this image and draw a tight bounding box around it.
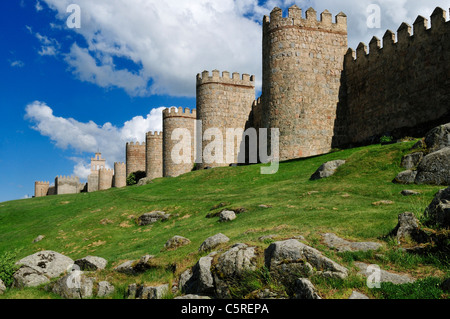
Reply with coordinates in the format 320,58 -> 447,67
334,8 -> 450,147
126,142 -> 146,177
55,176 -> 82,195
113,162 -> 127,188
261,6 -> 348,161
196,70 -> 256,168
163,107 -> 197,177
146,131 -> 163,180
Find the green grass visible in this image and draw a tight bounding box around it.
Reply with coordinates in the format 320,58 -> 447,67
0,141 -> 448,299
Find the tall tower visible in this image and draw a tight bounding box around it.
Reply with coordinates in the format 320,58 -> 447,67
163,107 -> 197,177
98,168 -> 114,191
87,152 -> 106,193
196,70 -> 255,169
146,131 -> 163,180
113,162 -> 127,188
262,6 -> 348,161
34,181 -> 49,198
126,141 -> 146,177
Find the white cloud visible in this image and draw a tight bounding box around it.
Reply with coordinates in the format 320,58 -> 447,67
35,32 -> 60,56
36,0 -> 449,96
35,1 -> 44,12
10,60 -> 25,68
25,101 -> 166,176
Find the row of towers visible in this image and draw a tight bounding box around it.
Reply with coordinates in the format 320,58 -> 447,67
36,5 -> 450,197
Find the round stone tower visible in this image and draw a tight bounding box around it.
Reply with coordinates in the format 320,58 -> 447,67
196,70 -> 255,169
163,107 -> 197,178
98,168 -> 114,191
146,131 -> 163,180
113,162 -> 127,188
126,141 -> 146,177
262,6 -> 348,161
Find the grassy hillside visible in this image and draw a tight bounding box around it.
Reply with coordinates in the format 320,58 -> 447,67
0,141 -> 448,299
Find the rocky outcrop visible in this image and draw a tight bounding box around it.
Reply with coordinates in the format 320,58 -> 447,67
138,211 -> 170,226
51,271 -> 95,299
391,212 -> 428,244
198,233 -> 230,252
114,255 -> 155,275
181,256 -> 215,295
394,170 -> 417,184
75,256 -> 108,271
164,236 -> 191,250
310,160 -> 346,181
97,281 -> 115,298
126,283 -> 169,299
415,148 -> 450,185
13,251 -> 74,288
425,187 -> 450,228
424,123 -> 450,153
322,233 -> 382,252
293,278 -> 321,299
264,239 -> 348,288
355,262 -> 415,285
401,152 -> 423,170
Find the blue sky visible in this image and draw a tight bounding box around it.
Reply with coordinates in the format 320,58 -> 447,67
0,0 -> 448,202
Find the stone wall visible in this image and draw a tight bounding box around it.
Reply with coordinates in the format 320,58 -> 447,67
126,142 -> 146,177
55,176 -> 82,195
163,107 -> 196,177
99,168 -> 114,191
261,6 -> 348,161
87,174 -> 99,193
146,131 -> 163,180
196,70 -> 255,168
34,181 -> 49,198
113,162 -> 127,188
334,8 -> 450,147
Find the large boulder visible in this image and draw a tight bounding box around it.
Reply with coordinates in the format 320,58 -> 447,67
214,244 -> 257,278
139,284 -> 169,299
138,211 -> 170,226
355,262 -> 415,285
181,257 -> 215,295
13,251 -> 74,288
113,255 -> 155,275
198,233 -> 230,252
415,147 -> 450,186
265,239 -> 348,287
52,271 -> 95,299
310,160 -> 346,181
424,187 -> 450,228
75,256 -> 108,271
401,152 -> 424,170
424,123 -> 450,153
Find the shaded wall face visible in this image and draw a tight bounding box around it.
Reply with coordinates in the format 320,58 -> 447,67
262,15 -> 348,161
334,17 -> 450,147
88,174 -> 99,193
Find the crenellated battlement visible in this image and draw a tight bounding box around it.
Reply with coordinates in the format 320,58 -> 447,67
146,131 -> 163,138
263,5 -> 347,34
196,70 -> 255,88
126,141 -> 146,147
163,107 -> 196,119
99,168 -> 114,175
345,7 -> 449,66
35,181 -> 50,185
114,162 -> 126,167
55,175 -> 80,183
